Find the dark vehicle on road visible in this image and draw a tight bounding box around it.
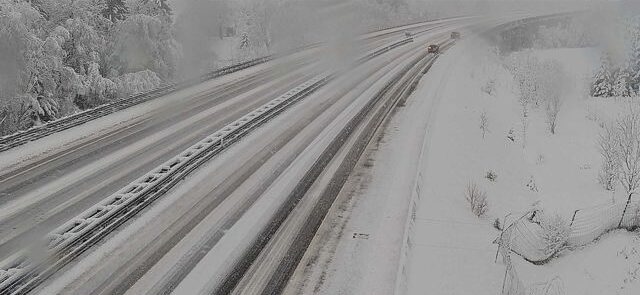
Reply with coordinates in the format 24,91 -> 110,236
404,31 -> 412,38
451,31 -> 461,39
427,44 -> 440,53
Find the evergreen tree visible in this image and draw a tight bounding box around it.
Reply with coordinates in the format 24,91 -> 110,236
129,0 -> 171,17
627,18 -> 640,93
592,52 -> 614,97
103,0 -> 128,22
240,32 -> 250,49
613,68 -> 631,97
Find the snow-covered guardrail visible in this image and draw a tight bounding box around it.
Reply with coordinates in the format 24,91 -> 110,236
0,55 -> 274,153
0,36 -> 415,295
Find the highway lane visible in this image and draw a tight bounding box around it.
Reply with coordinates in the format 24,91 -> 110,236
130,35 -> 439,295
229,39 -> 448,295
0,22 -> 438,266
25,19 -> 480,295
0,61 -> 318,262
0,17 -> 484,295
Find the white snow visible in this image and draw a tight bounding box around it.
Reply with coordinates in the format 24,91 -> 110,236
514,229 -> 640,295
404,31 -> 640,295
283,17 -> 534,295
12,13 -> 638,295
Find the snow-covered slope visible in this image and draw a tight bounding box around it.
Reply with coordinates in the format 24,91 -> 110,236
405,32 -> 640,294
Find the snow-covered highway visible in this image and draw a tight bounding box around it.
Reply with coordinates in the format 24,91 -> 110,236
0,15 -> 527,295
0,21 -> 430,265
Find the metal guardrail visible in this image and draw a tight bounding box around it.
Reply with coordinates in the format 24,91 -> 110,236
0,36 -> 415,295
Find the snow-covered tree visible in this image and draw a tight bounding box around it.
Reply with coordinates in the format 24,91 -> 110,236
592,52 -> 615,97
626,17 -> 640,93
615,110 -> 640,198
506,51 -> 542,107
128,0 -> 171,17
539,213 -> 570,256
0,0 -> 180,135
235,1 -> 275,55
599,122 -> 620,191
112,0 -> 181,80
613,69 -> 631,97
546,95 -> 561,134
539,60 -> 565,134
0,2 -> 84,126
113,69 -> 160,96
239,33 -> 249,50
103,0 -> 128,22
74,62 -> 117,109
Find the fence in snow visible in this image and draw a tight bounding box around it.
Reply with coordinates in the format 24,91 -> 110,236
496,212 -> 565,295
496,196 -> 640,295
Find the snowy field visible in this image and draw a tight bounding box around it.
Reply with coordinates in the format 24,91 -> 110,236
405,32 -> 640,294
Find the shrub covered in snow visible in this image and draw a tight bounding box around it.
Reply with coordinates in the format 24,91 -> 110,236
465,182 -> 488,217
479,111 -> 489,139
526,176 -> 539,192
539,213 -> 570,256
481,79 -> 496,95
493,217 -> 502,230
485,170 -> 498,182
113,70 -> 162,97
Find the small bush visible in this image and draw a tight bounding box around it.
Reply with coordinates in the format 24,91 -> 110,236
526,176 -> 538,192
482,79 -> 496,95
507,129 -> 515,142
485,170 -> 498,182
466,182 -> 488,217
479,111 -> 489,139
493,218 -> 502,230
540,213 -> 570,256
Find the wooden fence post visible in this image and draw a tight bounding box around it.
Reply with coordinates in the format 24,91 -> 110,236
501,264 -> 509,295
569,210 -> 579,227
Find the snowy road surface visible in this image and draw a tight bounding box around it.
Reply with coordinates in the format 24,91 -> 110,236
0,15 -> 538,295
0,23 -> 420,263
283,17 -> 526,295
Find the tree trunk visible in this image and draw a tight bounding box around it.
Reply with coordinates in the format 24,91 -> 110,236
619,192 -> 634,228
